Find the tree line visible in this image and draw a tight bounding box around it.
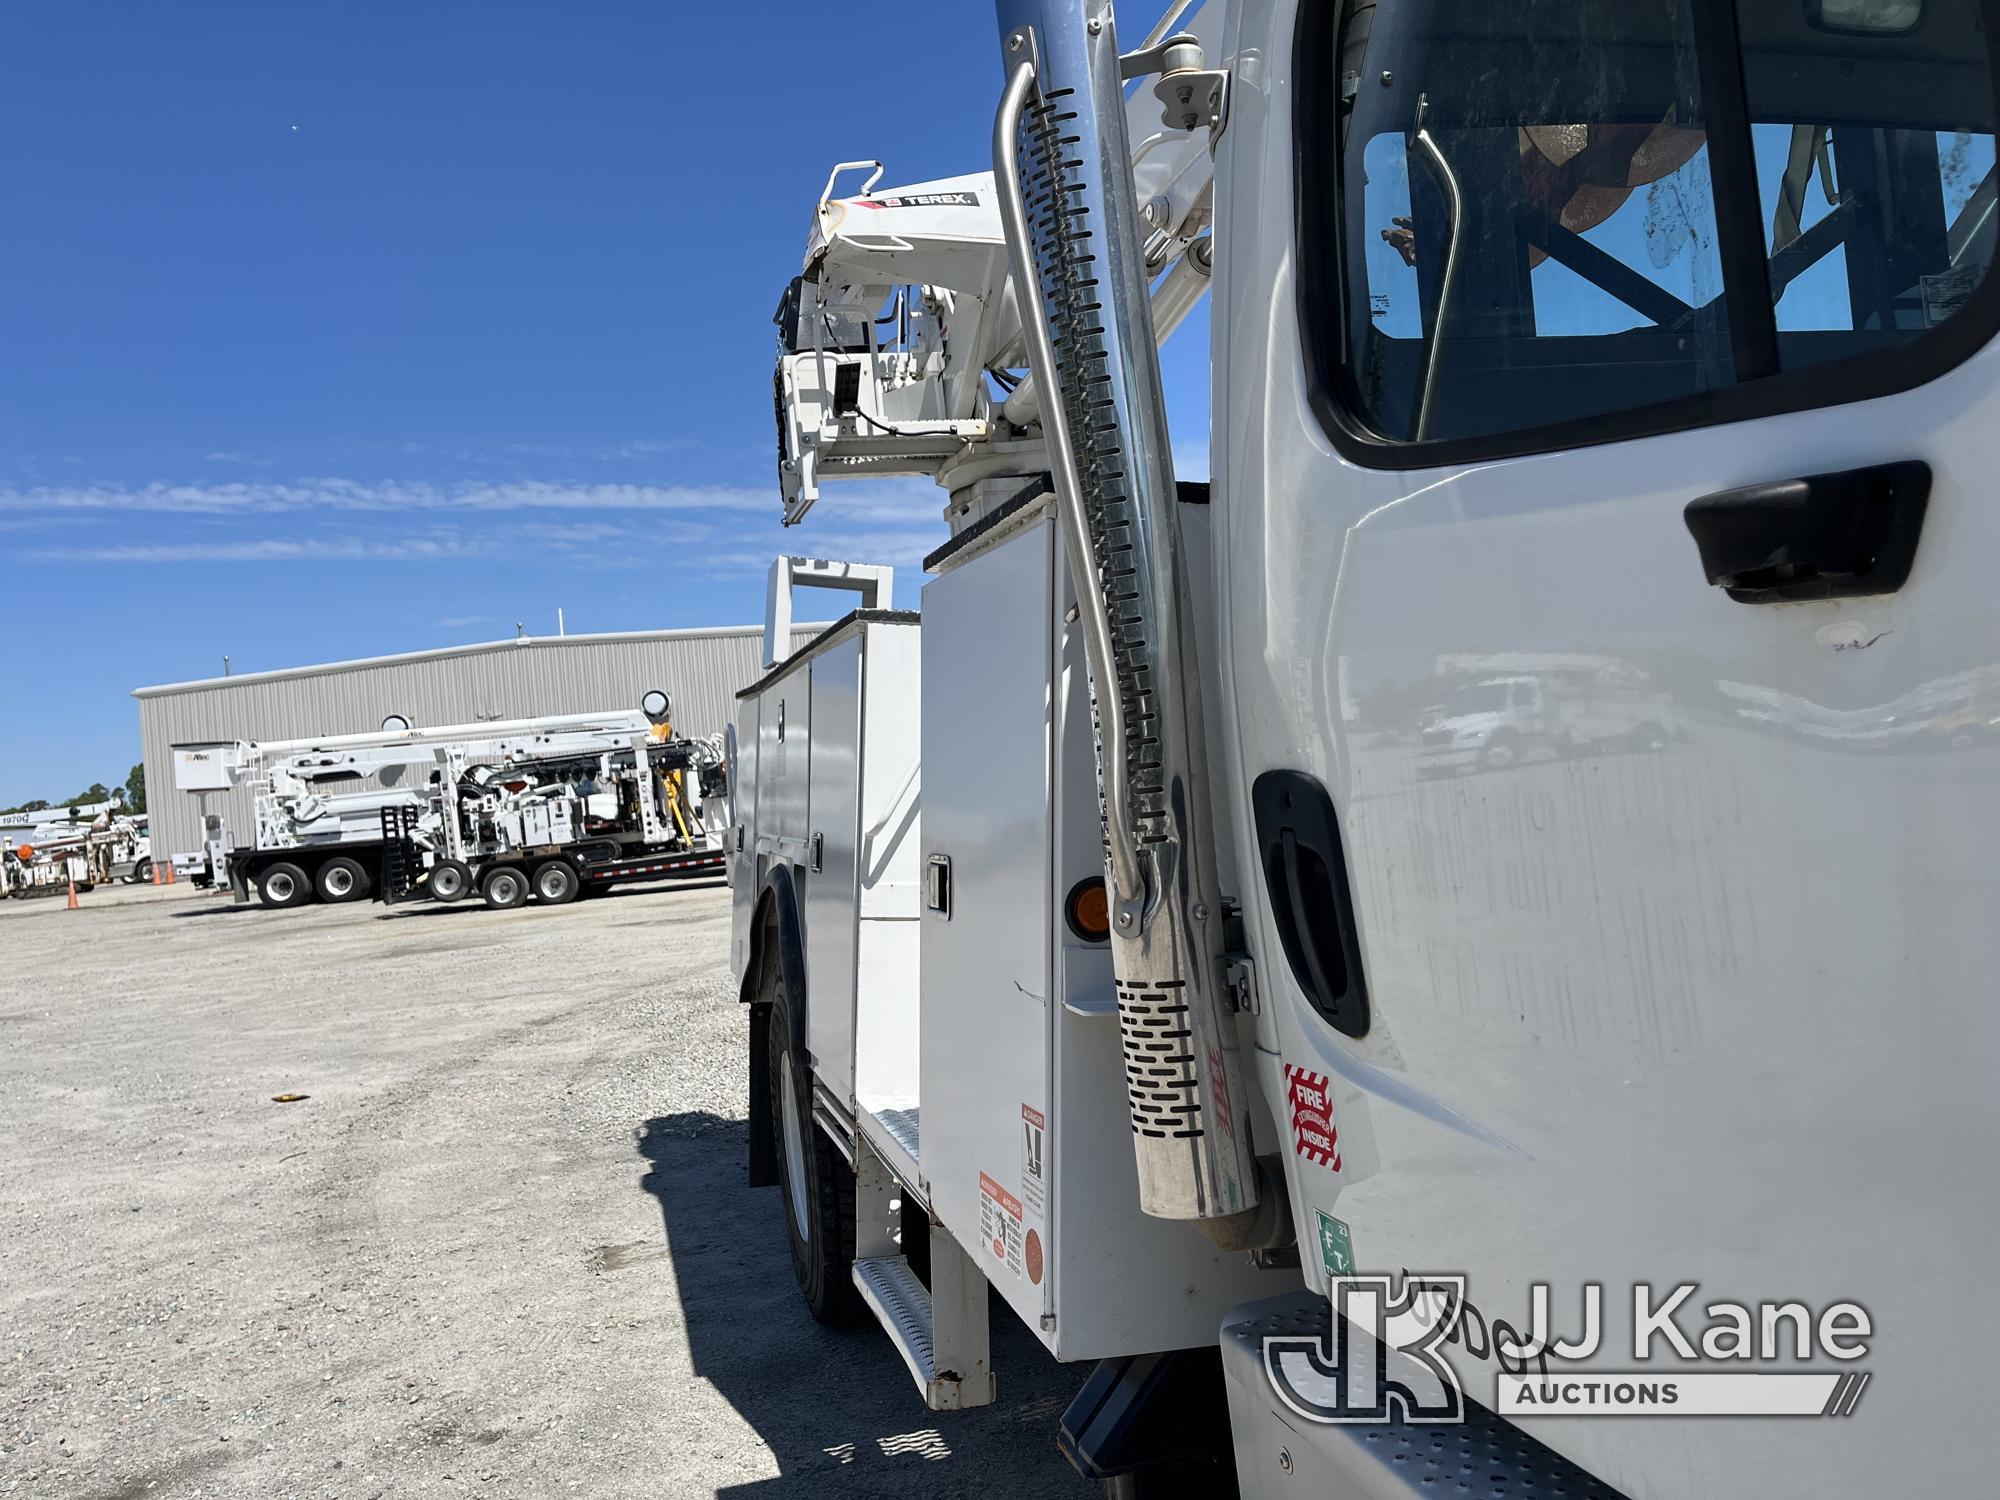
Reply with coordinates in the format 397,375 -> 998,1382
0,764 -> 147,818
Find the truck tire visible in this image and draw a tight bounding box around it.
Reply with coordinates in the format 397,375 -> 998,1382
481,865 -> 529,910
427,859 -> 473,903
315,856 -> 371,903
259,862 -> 311,909
531,859 -> 580,906
129,858 -> 153,885
764,953 -> 859,1324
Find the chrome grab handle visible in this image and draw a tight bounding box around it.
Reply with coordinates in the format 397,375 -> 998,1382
817,159 -> 884,210
1410,93 -> 1464,444
991,52 -> 1145,915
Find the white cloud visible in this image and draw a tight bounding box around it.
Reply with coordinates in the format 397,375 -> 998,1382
32,535 -> 489,564
0,515 -> 102,532
0,477 -> 777,517
10,471 -> 953,577
594,438 -> 696,460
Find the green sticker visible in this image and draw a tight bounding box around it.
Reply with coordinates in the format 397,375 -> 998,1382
1315,1210 -> 1355,1279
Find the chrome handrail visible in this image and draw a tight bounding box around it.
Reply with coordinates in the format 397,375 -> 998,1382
988,53 -> 1144,912
991,52 -> 1145,911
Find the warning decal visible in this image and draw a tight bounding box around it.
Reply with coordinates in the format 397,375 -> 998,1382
979,1171 -> 1025,1278
1020,1104 -> 1047,1216
1284,1065 -> 1343,1171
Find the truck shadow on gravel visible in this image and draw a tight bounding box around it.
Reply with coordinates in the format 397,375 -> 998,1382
636,1111 -> 1093,1498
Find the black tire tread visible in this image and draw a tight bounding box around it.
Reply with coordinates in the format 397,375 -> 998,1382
260,861 -> 311,909
762,950 -> 859,1324
316,855 -> 371,903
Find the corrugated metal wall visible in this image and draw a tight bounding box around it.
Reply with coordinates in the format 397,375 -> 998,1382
136,626 -> 820,858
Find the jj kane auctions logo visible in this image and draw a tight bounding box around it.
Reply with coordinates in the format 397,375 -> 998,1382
1264,1277 -> 1874,1422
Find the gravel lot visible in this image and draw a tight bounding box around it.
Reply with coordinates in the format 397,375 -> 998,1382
0,879 -> 1094,1498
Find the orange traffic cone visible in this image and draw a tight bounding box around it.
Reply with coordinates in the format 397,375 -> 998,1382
66,878 -> 79,910
165,861 -> 176,885
151,860 -> 163,886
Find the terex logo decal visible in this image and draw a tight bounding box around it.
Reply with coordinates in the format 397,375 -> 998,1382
855,191 -> 980,210
1284,1065 -> 1341,1170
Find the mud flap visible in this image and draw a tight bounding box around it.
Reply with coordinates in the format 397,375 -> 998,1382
747,1000 -> 778,1188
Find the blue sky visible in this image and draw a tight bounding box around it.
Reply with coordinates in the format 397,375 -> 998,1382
0,1 -> 1212,805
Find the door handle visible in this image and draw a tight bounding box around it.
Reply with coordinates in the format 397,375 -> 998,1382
1252,771 -> 1370,1040
1683,460 -> 1929,604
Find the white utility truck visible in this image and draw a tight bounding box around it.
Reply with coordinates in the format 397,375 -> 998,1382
729,0 -> 2000,1495
172,709 -> 658,909
375,690 -> 726,910
1,841 -> 92,899
0,814 -> 149,896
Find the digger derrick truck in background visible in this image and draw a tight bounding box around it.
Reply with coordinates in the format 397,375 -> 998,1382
172,708 -> 660,909
2,840 -> 96,898
377,690 -> 726,911
731,0 -> 2000,1494
1,817 -> 151,895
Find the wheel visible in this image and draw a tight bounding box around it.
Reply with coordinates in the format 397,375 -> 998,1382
762,950 -> 859,1324
129,858 -> 153,885
259,862 -> 311,909
315,856 -> 371,903
531,859 -> 580,905
427,859 -> 473,903
1481,733 -> 1519,770
480,865 -> 529,910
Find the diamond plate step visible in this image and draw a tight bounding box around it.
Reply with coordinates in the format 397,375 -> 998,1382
1219,1292 -> 1629,1498
854,1253 -> 994,1412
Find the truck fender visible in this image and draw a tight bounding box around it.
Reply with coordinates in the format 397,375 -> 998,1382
743,864 -> 807,1190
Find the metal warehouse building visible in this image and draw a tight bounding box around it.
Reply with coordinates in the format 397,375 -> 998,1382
134,625 -> 812,860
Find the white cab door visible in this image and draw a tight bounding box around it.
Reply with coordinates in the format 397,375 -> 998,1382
1219,1 -> 2000,1494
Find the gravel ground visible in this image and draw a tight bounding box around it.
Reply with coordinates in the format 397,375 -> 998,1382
0,879 -> 1095,1498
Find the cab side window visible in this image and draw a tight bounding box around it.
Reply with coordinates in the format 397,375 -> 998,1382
1308,0 -> 2000,458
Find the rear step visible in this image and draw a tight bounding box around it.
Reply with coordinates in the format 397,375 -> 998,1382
851,1139 -> 994,1411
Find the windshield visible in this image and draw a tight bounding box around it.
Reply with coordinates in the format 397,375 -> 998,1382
1326,0 -> 1999,444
